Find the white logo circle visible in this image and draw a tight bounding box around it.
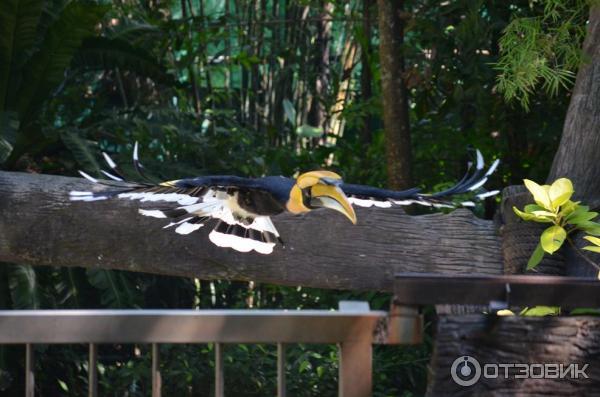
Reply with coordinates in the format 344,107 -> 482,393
451,356 -> 481,387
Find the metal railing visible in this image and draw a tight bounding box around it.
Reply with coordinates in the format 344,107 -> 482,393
0,302 -> 422,397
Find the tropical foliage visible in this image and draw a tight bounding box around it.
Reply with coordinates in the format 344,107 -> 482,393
513,177 -> 600,270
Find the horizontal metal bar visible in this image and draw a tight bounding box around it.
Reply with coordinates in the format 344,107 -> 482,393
394,273 -> 600,307
0,309 -> 398,344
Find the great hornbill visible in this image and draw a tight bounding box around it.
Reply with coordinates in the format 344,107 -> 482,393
70,143 -> 499,254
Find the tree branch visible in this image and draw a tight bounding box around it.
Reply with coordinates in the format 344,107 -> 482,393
0,171 -> 503,291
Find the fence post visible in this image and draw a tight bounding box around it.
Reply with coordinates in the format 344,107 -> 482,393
88,344 -> 98,397
338,340 -> 372,397
152,343 -> 161,397
215,343 -> 224,397
277,343 -> 286,397
25,344 -> 34,397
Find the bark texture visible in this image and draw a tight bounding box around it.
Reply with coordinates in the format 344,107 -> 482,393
428,315 -> 600,396
377,0 -> 412,189
547,6 -> 600,206
0,171 -> 503,291
546,6 -> 600,277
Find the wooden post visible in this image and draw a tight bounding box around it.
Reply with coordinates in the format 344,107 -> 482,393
152,343 -> 161,397
338,341 -> 372,397
25,344 -> 34,397
277,343 -> 286,397
88,344 -> 98,397
215,343 -> 224,397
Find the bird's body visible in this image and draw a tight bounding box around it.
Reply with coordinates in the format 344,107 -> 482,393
70,143 -> 499,254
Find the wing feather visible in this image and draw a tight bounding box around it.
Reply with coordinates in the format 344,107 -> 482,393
342,150 -> 500,208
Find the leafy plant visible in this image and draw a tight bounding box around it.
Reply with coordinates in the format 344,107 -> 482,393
513,177 -> 600,270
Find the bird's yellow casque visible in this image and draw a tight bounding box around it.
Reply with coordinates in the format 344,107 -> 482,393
286,171 -> 357,224
70,143 -> 499,254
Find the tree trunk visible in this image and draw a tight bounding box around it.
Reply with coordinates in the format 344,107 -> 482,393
360,0 -> 374,144
307,1 -> 333,130
377,0 -> 412,189
546,6 -> 600,277
547,7 -> 600,205
428,315 -> 600,396
0,171 -> 503,292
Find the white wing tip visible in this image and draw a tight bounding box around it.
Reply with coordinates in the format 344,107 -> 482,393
139,209 -> 167,219
485,158 -> 500,177
476,190 -> 500,199
78,170 -> 98,183
476,149 -> 484,170
133,142 -> 139,161
102,152 -> 117,169
175,222 -> 204,235
101,170 -> 123,181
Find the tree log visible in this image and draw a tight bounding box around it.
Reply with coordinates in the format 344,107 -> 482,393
0,171 -> 503,291
428,315 -> 600,396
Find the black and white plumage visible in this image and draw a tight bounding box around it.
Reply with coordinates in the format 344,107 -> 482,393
70,144 -> 499,254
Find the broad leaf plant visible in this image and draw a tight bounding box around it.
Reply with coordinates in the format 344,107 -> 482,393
513,178 -> 600,271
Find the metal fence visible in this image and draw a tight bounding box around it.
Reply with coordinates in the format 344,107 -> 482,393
0,302 -> 421,397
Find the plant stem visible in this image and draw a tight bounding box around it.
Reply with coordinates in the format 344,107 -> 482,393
567,236 -> 600,272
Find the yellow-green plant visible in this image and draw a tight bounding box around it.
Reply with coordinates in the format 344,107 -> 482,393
513,178 -> 600,270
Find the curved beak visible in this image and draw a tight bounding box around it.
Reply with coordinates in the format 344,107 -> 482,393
310,184 -> 357,224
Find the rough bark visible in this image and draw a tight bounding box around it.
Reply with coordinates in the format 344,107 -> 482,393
0,171 -> 503,291
428,315 -> 600,396
547,6 -> 600,207
377,0 -> 412,189
545,6 -> 600,277
360,0 -> 374,144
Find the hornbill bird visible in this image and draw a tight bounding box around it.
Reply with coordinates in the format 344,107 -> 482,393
70,143 -> 499,254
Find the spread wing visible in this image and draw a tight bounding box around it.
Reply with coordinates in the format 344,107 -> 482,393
70,143 -> 283,255
341,150 -> 500,208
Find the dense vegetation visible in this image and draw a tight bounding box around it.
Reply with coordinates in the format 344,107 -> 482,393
0,0 -> 589,395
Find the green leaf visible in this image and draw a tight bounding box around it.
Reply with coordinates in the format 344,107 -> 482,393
576,221 -> 600,235
8,265 -> 40,309
296,124 -> 323,138
548,178 -> 573,208
72,37 -> 173,86
540,225 -> 566,254
0,0 -> 43,111
299,360 -> 310,373
16,2 -> 109,117
86,269 -> 139,308
523,179 -> 552,210
513,206 -> 552,223
527,242 -> 545,270
57,379 -> 69,392
567,211 -> 598,225
520,306 -> 560,316
582,246 -> 600,253
565,205 -> 590,221
570,308 -> 600,315
282,99 -> 296,125
531,210 -> 556,217
560,200 -> 579,217
583,235 -> 600,247
524,204 -> 545,213
60,129 -> 101,175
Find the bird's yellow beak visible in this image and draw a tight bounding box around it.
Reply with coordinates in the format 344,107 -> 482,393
310,184 -> 357,224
